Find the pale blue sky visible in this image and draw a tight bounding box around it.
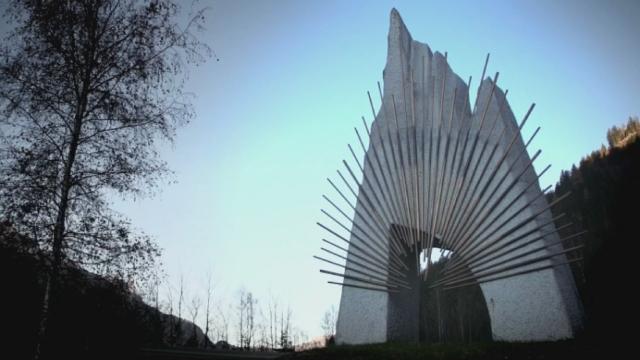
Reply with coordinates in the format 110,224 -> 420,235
106,0 -> 639,339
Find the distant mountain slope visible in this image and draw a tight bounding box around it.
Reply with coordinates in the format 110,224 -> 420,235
0,224 -> 211,359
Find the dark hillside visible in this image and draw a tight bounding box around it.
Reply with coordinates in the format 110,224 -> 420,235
548,117 -> 639,342
0,224 -> 210,359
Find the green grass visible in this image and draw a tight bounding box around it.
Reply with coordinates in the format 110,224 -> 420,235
284,340 -> 596,360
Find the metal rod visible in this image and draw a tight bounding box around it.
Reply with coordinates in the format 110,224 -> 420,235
435,245 -> 583,288
389,95 -> 415,248
437,76 -> 473,249
341,158 -> 406,258
320,203 -> 406,271
328,281 -> 397,293
426,54 -> 450,266
375,84 -> 416,250
314,256 -> 412,290
336,166 -> 403,258
443,88 -> 512,251
357,128 -> 409,256
442,191 -> 573,277
448,144 -> 543,257
443,99 -> 531,252
316,222 -> 405,275
320,269 -> 402,290
363,92 -> 413,252
320,247 -> 410,286
440,228 -> 585,283
440,257 -> 583,291
452,145 -> 551,255
438,213 -> 568,279
454,162 -> 551,254
325,179 -> 399,261
321,239 -> 405,279
448,104 -> 536,245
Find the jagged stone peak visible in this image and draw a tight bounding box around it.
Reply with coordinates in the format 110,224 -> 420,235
386,9 -> 498,92
389,8 -> 411,42
382,8 -> 512,134
379,8 -> 467,131
388,9 -> 443,60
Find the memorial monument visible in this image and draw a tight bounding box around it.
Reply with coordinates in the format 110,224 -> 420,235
315,9 -> 584,343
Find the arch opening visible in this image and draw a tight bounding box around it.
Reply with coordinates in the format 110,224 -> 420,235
385,225 -> 491,343
420,254 -> 492,343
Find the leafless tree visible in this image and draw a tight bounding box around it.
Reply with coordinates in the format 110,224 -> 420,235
291,327 -> 307,350
216,302 -> 230,343
280,306 -> 292,350
140,263 -> 164,312
267,294 -> 279,349
236,289 -> 257,349
203,272 -> 213,347
164,281 -> 176,345
245,292 -> 256,349
320,305 -> 338,339
188,294 -> 201,346
153,272 -> 161,311
177,275 -> 185,319
0,1 -> 210,357
237,289 -> 245,348
176,274 -> 185,343
255,308 -> 269,351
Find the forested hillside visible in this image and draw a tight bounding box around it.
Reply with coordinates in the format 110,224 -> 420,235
548,117 -> 639,342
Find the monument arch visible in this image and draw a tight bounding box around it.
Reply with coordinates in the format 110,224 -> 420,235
315,9 -> 583,343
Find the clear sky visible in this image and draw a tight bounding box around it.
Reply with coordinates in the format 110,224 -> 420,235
106,0 -> 639,340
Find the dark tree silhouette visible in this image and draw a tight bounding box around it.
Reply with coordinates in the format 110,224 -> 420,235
547,118 -> 640,344
320,305 -> 337,342
237,289 -> 257,349
0,0 -> 210,357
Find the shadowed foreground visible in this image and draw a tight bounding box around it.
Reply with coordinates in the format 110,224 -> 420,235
282,341 -> 601,360
139,348 -> 284,359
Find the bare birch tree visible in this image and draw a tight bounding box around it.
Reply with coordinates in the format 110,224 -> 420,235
0,1 -> 210,357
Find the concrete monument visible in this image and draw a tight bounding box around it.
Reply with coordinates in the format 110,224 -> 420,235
315,9 -> 583,344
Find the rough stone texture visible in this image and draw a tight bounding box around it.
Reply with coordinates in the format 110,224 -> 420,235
386,227 -> 421,342
336,9 -> 583,344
